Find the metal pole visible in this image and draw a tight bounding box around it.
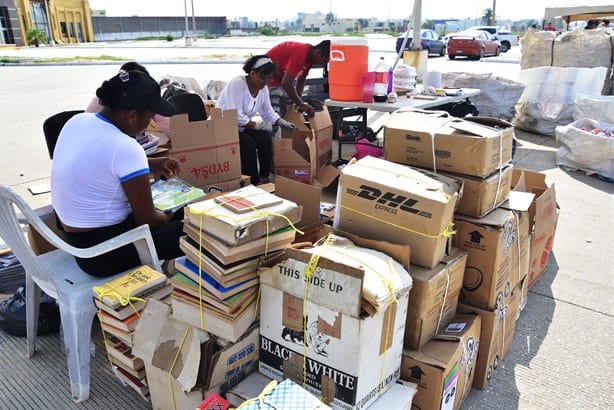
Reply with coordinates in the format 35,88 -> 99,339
492,0 -> 497,25
191,0 -> 196,39
43,0 -> 54,45
184,0 -> 191,46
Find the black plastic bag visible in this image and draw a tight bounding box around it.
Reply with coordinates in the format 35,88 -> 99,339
0,287 -> 60,337
430,99 -> 479,118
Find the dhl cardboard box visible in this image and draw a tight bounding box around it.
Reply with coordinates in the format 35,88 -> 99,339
454,208 -> 530,310
401,314 -> 481,410
132,300 -> 259,410
170,108 -> 241,187
405,248 -> 467,350
442,163 -> 514,218
384,111 -> 513,178
275,106 -> 334,184
334,156 -> 462,269
258,232 -> 412,409
457,282 -> 521,389
512,169 -> 559,289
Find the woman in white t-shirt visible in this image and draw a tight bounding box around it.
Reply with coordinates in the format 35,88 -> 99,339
217,55 -> 296,185
51,70 -> 181,277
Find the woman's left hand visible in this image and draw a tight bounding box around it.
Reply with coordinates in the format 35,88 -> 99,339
149,157 -> 182,178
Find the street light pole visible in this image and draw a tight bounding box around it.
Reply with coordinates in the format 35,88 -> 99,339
191,0 -> 196,39
183,0 -> 191,46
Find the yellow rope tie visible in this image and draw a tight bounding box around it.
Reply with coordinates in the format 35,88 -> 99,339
340,204 -> 456,240
198,212 -> 205,330
301,234 -> 335,389
254,284 -> 261,321
235,379 -> 278,409
92,286 -> 145,371
168,325 -> 192,410
435,271 -> 451,335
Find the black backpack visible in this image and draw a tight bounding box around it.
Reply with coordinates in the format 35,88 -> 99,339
0,287 -> 60,337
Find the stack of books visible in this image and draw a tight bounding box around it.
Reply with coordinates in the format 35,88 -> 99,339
170,185 -> 302,343
0,247 -> 25,294
92,265 -> 173,401
136,132 -> 160,155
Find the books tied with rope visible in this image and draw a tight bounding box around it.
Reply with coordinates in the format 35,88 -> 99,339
151,177 -> 206,213
92,265 -> 171,402
92,265 -> 167,309
186,185 -> 303,246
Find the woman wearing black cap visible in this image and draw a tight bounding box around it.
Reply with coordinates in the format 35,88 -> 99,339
51,69 -> 183,277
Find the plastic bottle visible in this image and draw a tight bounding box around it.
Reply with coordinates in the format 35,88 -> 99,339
373,57 -> 389,102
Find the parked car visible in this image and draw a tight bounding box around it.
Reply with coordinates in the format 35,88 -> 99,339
395,29 -> 446,57
447,30 -> 501,60
468,26 -> 519,52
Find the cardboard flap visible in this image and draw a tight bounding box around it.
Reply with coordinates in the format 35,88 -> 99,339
315,165 -> 340,188
448,119 -> 501,139
284,108 -> 312,139
454,207 -> 511,227
259,247 -> 365,316
275,176 -> 321,227
500,190 -> 535,212
133,299 -> 171,362
132,299 -> 210,392
403,341 -> 458,370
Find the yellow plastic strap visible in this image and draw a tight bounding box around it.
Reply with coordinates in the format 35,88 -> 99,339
340,204 -> 456,239
169,325 -> 192,410
235,380 -> 278,409
301,234 -> 335,389
92,285 -> 146,311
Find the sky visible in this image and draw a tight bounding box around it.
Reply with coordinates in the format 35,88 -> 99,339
88,0 -> 611,22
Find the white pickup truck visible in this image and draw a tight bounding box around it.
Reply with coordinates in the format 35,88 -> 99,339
469,26 -> 519,52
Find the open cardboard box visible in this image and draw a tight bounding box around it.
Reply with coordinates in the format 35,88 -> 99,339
132,299 -> 259,409
275,106 -> 338,186
384,111 -> 514,178
170,108 -> 241,188
258,228 -> 411,409
511,169 -> 559,289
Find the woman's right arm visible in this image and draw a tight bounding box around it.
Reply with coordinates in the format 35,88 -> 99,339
122,174 -> 170,229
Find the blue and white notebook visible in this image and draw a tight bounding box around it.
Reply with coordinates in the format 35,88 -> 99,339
237,379 -> 330,410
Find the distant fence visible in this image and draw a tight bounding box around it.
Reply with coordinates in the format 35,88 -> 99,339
91,16 -> 227,41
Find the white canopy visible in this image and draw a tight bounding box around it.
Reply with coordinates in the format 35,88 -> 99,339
544,5 -> 614,22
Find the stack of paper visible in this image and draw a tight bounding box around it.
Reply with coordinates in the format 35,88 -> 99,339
92,265 -> 172,402
171,185 -> 302,343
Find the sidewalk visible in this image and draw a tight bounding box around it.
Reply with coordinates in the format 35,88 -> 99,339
0,41 -> 612,409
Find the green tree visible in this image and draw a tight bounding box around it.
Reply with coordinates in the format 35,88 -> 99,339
259,24 -> 275,36
481,8 -> 494,25
26,28 -> 47,47
325,12 -> 336,33
422,19 -> 436,30
357,18 -> 369,32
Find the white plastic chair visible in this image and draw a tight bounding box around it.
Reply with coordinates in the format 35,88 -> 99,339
0,184 -> 162,402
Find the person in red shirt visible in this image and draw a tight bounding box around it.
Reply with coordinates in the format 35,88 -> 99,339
544,22 -> 556,31
266,40 -> 330,117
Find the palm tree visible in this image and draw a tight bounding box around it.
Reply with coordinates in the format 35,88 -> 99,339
26,28 -> 47,47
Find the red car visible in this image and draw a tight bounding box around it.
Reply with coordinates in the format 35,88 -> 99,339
447,30 -> 501,60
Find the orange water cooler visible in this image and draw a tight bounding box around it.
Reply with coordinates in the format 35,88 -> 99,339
328,39 -> 369,101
